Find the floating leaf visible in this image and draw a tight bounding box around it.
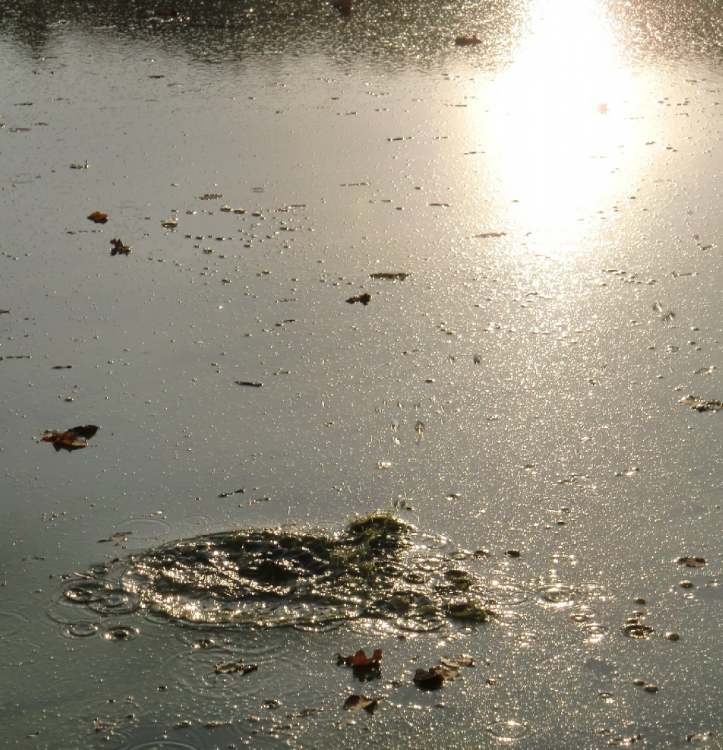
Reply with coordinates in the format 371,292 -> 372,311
161,218 -> 178,229
110,238 -> 130,256
677,555 -> 706,568
87,211 -> 108,224
455,35 -> 481,46
41,425 -> 99,452
413,665 -> 457,690
338,648 -> 383,680
369,272 -> 409,281
343,695 -> 378,714
347,293 -> 371,306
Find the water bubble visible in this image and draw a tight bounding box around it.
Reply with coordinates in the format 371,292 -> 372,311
62,621 -> 100,638
486,719 -> 530,741
102,624 -> 140,641
87,588 -> 140,617
488,581 -> 529,606
538,584 -> 577,607
622,623 -> 654,639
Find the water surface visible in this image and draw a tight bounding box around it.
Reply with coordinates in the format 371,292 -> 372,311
0,1 -> 721,748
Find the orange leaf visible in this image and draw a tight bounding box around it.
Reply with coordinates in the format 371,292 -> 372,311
88,211 -> 108,224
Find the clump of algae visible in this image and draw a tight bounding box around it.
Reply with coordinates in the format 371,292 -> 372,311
330,512 -> 412,579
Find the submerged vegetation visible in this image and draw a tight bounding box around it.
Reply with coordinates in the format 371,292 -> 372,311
63,513 -> 494,632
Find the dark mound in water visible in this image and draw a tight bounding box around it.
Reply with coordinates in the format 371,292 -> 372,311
63,514 -> 494,632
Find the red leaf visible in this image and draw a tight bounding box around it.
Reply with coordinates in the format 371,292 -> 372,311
88,211 -> 108,224
340,648 -> 383,668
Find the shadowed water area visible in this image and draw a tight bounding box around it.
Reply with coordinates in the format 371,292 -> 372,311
0,0 -> 721,748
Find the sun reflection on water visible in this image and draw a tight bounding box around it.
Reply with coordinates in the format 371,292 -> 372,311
483,0 -> 644,254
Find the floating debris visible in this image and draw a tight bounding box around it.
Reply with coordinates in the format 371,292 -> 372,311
198,193 -> 223,200
87,211 -> 108,224
338,649 -> 382,680
346,293 -> 371,306
70,161 -> 88,169
343,695 -> 378,714
474,232 -> 506,239
677,555 -> 706,568
161,218 -> 178,229
41,425 -> 99,452
623,620 -> 654,639
652,301 -> 675,324
338,648 -> 382,668
678,395 -> 722,413
64,513 -> 494,632
234,380 -> 263,388
110,238 -> 130,256
218,488 -> 245,499
214,659 -> 257,676
98,531 -> 132,544
413,666 -> 448,690
414,421 -> 425,441
455,35 -> 481,46
369,272 -> 409,281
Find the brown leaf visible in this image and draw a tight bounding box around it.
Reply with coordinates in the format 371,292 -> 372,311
41,425 -> 99,452
110,238 -> 130,256
87,211 -> 108,224
343,695 -> 378,714
413,664 -> 458,690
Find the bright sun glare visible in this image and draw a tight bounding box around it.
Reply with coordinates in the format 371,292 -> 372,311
485,0 -> 642,249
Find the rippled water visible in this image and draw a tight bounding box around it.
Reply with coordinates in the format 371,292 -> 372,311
65,514 -> 493,631
0,0 -> 721,747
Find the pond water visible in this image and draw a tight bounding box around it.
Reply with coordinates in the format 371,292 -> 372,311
0,1 -> 721,748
